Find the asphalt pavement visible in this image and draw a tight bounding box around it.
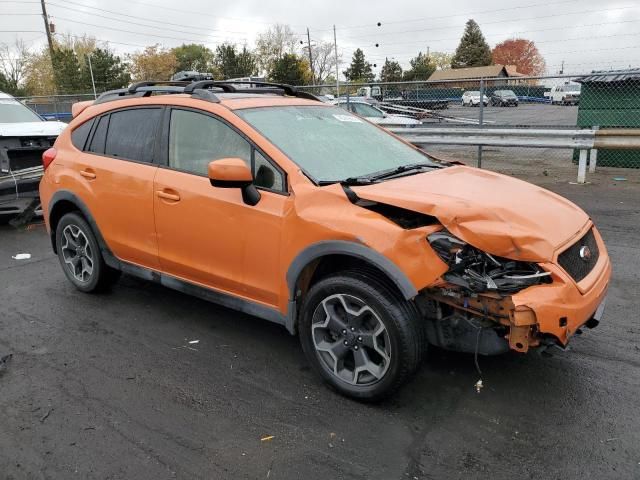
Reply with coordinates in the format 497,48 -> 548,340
437,103 -> 579,127
0,175 -> 639,479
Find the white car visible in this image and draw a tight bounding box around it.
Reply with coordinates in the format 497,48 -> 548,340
332,100 -> 422,127
0,92 -> 67,217
461,91 -> 489,107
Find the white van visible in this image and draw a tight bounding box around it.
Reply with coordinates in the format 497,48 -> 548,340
547,84 -> 581,105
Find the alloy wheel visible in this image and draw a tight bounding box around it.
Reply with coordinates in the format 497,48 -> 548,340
60,224 -> 94,283
311,293 -> 391,386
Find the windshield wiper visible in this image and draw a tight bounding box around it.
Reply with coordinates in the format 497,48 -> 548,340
368,163 -> 435,181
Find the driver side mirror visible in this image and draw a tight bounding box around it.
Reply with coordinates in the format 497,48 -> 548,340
208,158 -> 261,206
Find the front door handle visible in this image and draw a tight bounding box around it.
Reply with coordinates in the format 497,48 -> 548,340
80,169 -> 96,179
156,190 -> 181,202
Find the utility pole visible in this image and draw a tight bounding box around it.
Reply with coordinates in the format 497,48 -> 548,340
333,25 -> 339,96
40,0 -> 54,58
87,54 -> 97,99
306,28 -> 314,85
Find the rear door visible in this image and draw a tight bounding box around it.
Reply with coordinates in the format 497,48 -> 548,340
76,106 -> 162,269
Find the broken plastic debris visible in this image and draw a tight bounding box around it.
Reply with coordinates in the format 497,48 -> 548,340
188,340 -> 200,344
12,253 -> 31,260
260,435 -> 274,442
475,379 -> 483,393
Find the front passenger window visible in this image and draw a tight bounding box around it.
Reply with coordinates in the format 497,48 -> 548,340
169,109 -> 251,175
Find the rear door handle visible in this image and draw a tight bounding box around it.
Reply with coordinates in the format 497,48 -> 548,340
156,190 -> 181,202
80,169 -> 96,179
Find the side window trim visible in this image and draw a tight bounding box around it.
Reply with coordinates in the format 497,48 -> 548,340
83,106 -> 165,165
164,106 -> 288,195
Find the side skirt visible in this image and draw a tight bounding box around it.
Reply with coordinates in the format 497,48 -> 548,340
119,262 -> 288,329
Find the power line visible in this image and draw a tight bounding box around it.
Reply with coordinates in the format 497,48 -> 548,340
47,0 -> 253,37
51,15 -> 246,46
378,19 -> 640,48
342,4 -> 640,40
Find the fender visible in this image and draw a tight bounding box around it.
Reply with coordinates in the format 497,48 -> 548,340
285,240 -> 419,334
48,190 -> 121,270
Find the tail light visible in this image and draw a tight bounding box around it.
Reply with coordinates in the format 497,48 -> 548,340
42,147 -> 57,170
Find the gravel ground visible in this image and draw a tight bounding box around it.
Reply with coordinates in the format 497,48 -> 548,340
0,170 -> 639,480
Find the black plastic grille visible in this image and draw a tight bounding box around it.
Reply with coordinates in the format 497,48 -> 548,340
558,229 -> 599,282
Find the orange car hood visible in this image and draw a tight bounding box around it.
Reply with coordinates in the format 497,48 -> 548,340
351,166 -> 589,262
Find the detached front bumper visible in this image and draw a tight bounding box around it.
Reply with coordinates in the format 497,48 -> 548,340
0,166 -> 43,215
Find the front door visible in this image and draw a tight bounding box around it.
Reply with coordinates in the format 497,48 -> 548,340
153,108 -> 289,305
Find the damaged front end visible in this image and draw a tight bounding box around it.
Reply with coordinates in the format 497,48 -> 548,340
419,231 -> 555,355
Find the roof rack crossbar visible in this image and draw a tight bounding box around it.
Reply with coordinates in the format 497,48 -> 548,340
127,80 -> 191,94
184,80 -> 301,97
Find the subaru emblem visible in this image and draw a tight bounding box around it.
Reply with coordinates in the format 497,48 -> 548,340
579,246 -> 592,262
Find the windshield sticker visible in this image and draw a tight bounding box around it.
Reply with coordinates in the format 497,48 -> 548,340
332,114 -> 362,123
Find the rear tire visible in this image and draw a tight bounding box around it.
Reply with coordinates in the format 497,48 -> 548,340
55,212 -> 120,293
299,270 -> 423,401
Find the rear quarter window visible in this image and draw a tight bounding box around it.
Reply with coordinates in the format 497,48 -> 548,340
71,119 -> 94,151
88,115 -> 109,154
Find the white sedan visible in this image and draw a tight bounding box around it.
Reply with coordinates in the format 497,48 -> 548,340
332,100 -> 422,127
461,91 -> 489,107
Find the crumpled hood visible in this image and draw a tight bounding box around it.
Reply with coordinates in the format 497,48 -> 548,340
0,121 -> 67,137
351,166 -> 589,262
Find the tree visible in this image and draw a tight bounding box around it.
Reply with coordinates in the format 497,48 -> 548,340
0,40 -> 29,95
235,46 -> 258,78
492,38 -> 546,76
451,19 -> 492,68
343,48 -> 374,82
269,53 -> 311,85
403,52 -> 436,81
308,41 -> 339,85
51,47 -> 83,94
255,24 -> 298,76
380,58 -> 402,82
128,45 -> 177,81
171,43 -> 215,73
214,44 -> 257,79
23,49 -> 55,95
81,47 -> 130,92
430,51 -> 453,70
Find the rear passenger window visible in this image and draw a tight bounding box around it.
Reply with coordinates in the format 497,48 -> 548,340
71,119 -> 94,150
104,108 -> 162,163
88,115 -> 109,154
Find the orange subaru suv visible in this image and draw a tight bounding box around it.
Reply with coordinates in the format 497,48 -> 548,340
39,80 -> 611,400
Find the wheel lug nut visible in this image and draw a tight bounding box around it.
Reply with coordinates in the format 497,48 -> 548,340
354,345 -> 359,350
350,327 -> 355,332
343,340 -> 348,345
357,336 -> 362,342
341,329 -> 347,334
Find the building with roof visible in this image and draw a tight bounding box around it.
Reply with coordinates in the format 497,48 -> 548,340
427,65 -> 525,88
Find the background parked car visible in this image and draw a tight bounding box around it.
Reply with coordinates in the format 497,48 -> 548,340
0,92 -> 67,219
490,90 -> 519,107
461,91 -> 489,107
332,100 -> 422,127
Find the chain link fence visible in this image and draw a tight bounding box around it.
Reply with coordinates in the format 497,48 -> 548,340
12,70 -> 640,180
298,70 -> 640,180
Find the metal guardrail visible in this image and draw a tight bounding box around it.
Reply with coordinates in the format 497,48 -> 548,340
389,127 -> 640,183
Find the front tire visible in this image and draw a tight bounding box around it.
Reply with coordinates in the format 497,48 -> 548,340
299,271 -> 423,401
55,212 -> 120,293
